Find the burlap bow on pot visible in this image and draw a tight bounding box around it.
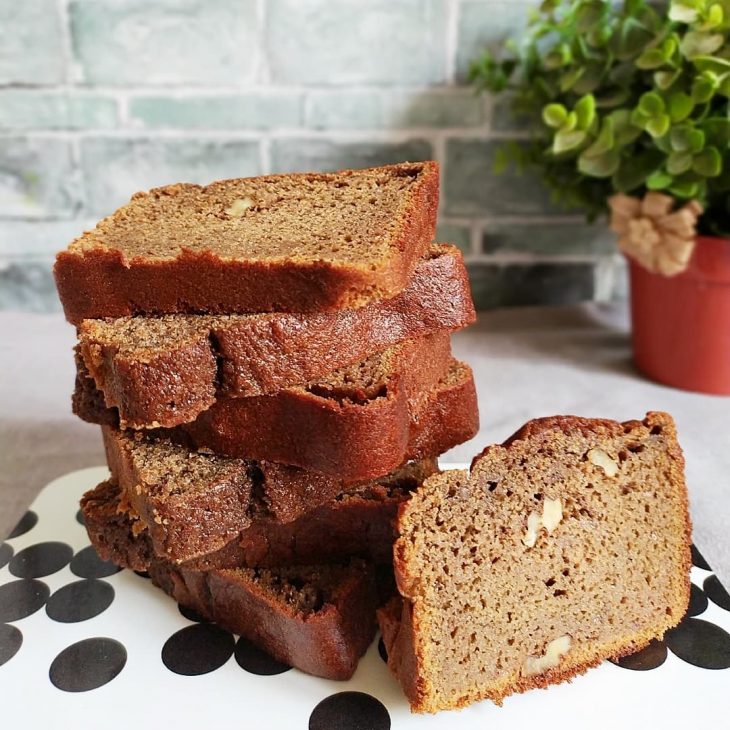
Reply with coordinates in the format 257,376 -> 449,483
608,192 -> 703,276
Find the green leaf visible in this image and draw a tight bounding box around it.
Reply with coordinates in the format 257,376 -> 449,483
563,111 -> 579,132
661,36 -> 679,60
573,62 -> 608,95
692,56 -> 730,74
574,94 -> 596,130
719,75 -> 730,97
595,87 -> 631,108
693,146 -> 723,176
668,2 -> 699,23
543,103 -> 568,128
587,24 -> 612,48
636,48 -> 667,69
698,3 -> 724,29
670,125 -> 706,152
681,31 -> 724,59
669,177 -> 700,197
638,91 -> 665,116
559,66 -> 585,92
687,128 -> 706,153
539,0 -> 560,12
611,149 -> 664,192
576,1 -> 605,32
553,129 -> 588,153
701,118 -> 730,147
692,74 -> 718,103
646,170 -> 674,189
668,92 -> 694,122
608,61 -> 637,87
646,114 -> 671,137
578,148 -> 620,177
667,151 -> 694,175
584,117 -> 615,157
654,69 -> 682,90
614,18 -> 654,60
610,109 -> 644,145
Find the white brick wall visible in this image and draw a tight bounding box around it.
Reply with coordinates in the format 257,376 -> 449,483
0,0 -> 624,312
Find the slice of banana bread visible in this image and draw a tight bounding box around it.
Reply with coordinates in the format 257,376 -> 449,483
76,244 -> 474,428
99,424 -> 438,564
380,412 -> 691,713
76,341 -> 480,481
83,470 -> 425,569
55,161 -> 439,324
80,481 -> 377,681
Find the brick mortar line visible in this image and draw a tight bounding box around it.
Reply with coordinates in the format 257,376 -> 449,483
440,214 -> 594,227
445,0 -> 460,84
255,0 -> 269,85
0,129 -> 529,141
0,83 -> 484,95
466,254 -> 613,265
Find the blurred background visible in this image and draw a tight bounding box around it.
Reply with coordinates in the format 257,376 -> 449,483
0,0 -> 623,312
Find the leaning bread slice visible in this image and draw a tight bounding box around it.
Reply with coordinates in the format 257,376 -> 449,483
380,412 -> 691,713
76,244 -> 474,428
55,161 -> 439,324
99,426 -> 438,564
82,471 -> 424,570
80,480 -> 377,681
76,336 -> 480,481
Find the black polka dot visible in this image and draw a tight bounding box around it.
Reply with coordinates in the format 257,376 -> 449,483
49,637 -> 126,692
134,570 -> 150,579
46,580 -> 115,623
0,580 -> 50,622
309,692 -> 390,730
691,544 -> 711,571
378,636 -> 388,663
234,636 -> 291,676
70,546 -> 122,579
687,582 -> 708,617
0,542 -> 13,569
7,511 -> 38,539
75,509 -> 85,526
0,624 -> 22,667
9,542 -> 73,578
610,639 -> 667,670
162,624 -> 234,675
666,618 -> 730,669
704,575 -> 730,612
178,603 -> 209,623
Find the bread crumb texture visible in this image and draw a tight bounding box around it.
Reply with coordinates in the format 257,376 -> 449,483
385,412 -> 691,713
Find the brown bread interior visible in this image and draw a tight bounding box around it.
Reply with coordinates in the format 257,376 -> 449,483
384,412 -> 691,712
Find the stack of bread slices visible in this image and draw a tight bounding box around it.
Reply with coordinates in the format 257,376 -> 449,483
54,161 -> 480,680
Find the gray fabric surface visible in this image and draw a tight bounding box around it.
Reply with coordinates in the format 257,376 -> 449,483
1,306 -> 728,587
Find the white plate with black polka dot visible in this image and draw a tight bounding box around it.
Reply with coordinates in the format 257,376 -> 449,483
1,466 -> 728,729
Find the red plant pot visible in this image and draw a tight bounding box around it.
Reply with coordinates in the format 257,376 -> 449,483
629,235 -> 730,395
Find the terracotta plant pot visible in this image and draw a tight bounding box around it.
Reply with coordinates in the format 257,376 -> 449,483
629,235 -> 730,395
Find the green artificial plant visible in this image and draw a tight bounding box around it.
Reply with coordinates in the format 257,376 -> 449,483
470,0 -> 730,235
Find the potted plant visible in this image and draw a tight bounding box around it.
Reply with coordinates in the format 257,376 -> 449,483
470,0 -> 730,395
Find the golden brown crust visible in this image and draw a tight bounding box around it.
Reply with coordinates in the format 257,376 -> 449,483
382,412 -> 692,713
54,162 -> 440,324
